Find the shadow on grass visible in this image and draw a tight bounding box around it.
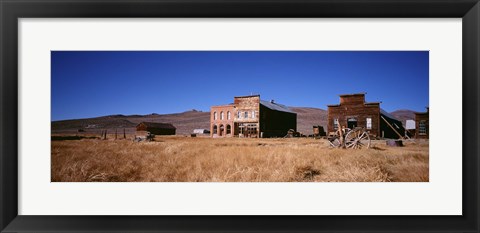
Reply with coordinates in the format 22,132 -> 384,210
371,146 -> 386,151
51,135 -> 99,141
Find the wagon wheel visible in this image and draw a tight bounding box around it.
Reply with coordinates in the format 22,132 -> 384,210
345,128 -> 371,149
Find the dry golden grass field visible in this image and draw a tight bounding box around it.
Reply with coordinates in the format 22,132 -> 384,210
51,136 -> 429,182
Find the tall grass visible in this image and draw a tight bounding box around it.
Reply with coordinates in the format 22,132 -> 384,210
51,137 -> 428,182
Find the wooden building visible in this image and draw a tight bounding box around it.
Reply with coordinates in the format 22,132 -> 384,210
136,122 -> 176,135
327,93 -> 405,139
415,107 -> 429,139
210,95 -> 297,138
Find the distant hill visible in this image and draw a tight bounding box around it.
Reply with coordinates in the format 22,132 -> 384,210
52,107 -> 413,136
290,107 -> 327,134
52,110 -> 210,135
390,109 -> 416,125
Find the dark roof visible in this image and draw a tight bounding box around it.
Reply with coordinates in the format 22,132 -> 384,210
234,94 -> 260,98
137,122 -> 176,129
380,109 -> 400,122
415,107 -> 429,115
415,112 -> 429,116
260,100 -> 296,114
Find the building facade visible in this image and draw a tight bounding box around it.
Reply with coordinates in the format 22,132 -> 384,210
415,108 -> 429,139
210,95 -> 297,138
327,93 -> 405,139
210,104 -> 235,137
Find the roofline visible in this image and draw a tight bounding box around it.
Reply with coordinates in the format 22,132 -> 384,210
414,111 -> 429,115
338,92 -> 367,97
327,101 -> 380,107
137,122 -> 176,129
414,107 -> 430,114
211,104 -> 235,108
234,94 -> 260,98
259,101 -> 296,114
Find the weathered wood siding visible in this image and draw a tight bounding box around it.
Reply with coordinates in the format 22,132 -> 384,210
415,111 -> 429,139
234,96 -> 261,137
136,123 -> 149,132
234,95 -> 260,123
327,94 -> 380,137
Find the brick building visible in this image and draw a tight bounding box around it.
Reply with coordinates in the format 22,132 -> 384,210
210,95 -> 296,138
210,104 -> 235,137
327,93 -> 405,139
415,107 -> 429,139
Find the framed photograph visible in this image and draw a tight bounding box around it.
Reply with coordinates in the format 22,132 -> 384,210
1,0 -> 478,232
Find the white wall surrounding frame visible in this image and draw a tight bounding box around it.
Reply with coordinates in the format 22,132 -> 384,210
18,18 -> 462,215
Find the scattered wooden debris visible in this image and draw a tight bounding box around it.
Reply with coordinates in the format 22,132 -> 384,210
134,131 -> 155,142
312,125 -> 326,139
386,140 -> 403,147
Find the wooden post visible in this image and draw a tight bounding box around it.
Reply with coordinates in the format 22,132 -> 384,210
338,122 -> 344,148
115,128 -> 117,140
123,128 -> 126,139
380,116 -> 404,139
104,130 -> 107,140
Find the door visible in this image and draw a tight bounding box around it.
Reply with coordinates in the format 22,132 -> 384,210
347,117 -> 357,129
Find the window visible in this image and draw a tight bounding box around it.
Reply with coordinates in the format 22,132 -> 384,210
252,111 -> 255,118
237,111 -> 241,118
219,125 -> 224,136
227,111 -> 231,120
213,125 -> 218,134
213,112 -> 217,120
366,118 -> 372,129
419,120 -> 427,135
245,111 -> 248,118
333,118 -> 339,130
226,124 -> 231,134
220,111 -> 224,120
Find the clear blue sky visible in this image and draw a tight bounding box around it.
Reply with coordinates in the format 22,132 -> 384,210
51,51 -> 429,121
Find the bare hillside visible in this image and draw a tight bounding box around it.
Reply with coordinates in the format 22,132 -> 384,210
52,107 -> 410,136
52,110 -> 210,135
290,107 -> 327,135
390,109 -> 416,125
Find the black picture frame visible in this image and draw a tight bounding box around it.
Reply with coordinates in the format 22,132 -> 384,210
1,0 -> 479,232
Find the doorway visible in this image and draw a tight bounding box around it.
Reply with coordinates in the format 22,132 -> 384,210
347,117 -> 357,129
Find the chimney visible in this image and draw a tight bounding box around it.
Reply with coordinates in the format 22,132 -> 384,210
270,99 -> 275,104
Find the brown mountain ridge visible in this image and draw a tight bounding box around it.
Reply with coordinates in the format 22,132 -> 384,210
52,108 -> 415,135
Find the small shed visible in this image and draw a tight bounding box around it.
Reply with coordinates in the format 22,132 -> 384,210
136,122 -> 176,135
193,129 -> 210,134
